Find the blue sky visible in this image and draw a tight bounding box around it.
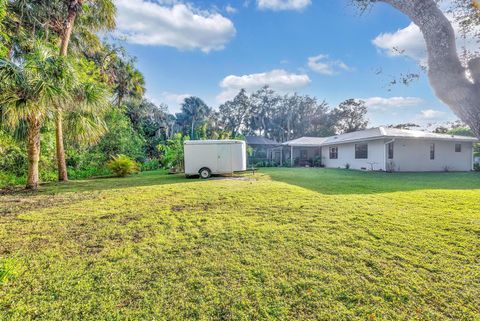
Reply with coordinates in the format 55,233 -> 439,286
114,0 -> 465,127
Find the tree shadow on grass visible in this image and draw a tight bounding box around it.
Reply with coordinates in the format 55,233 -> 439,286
1,170 -> 200,196
263,167 -> 480,195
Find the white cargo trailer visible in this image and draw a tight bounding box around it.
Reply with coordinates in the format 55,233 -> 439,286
184,140 -> 247,178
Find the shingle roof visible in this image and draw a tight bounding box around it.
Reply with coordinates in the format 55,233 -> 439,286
283,127 -> 478,147
282,136 -> 329,147
245,136 -> 279,145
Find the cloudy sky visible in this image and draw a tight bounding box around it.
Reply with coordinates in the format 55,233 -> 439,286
113,0 -> 471,127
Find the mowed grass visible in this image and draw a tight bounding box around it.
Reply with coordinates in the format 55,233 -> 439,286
0,168 -> 479,320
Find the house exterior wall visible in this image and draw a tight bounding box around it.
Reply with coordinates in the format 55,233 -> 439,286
321,139 -> 386,171
320,138 -> 474,172
389,139 -> 473,172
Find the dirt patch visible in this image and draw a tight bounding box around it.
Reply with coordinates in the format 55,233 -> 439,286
0,193 -> 93,217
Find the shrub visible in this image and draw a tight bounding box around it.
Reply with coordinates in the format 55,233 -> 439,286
345,163 -> 351,170
107,155 -> 139,177
141,159 -> 161,172
474,163 -> 480,172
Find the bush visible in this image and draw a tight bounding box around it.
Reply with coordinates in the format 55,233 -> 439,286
345,163 -> 351,170
141,159 -> 161,172
107,155 -> 139,177
474,163 -> 480,172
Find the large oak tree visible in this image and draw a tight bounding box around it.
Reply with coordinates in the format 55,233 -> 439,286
359,0 -> 480,136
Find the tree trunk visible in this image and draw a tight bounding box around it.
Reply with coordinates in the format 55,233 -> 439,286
55,0 -> 82,182
59,0 -> 81,56
56,108 -> 68,181
380,0 -> 480,137
26,116 -> 42,190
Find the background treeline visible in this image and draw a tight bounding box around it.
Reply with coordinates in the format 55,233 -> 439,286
0,0 -> 477,188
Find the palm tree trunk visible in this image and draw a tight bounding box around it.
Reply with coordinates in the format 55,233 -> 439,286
54,0 -> 82,182
56,108 -> 68,181
26,116 -> 42,190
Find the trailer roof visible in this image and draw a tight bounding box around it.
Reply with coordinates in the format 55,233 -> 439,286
184,140 -> 245,145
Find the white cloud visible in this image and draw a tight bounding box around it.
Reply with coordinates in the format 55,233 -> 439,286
225,4 -> 237,14
257,0 -> 311,11
217,69 -> 311,102
419,109 -> 447,120
307,54 -> 352,76
372,23 -> 427,63
115,0 -> 236,53
372,10 -> 479,64
363,96 -> 424,112
155,92 -> 192,113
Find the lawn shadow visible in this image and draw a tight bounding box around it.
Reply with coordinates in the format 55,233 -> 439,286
1,170 -> 201,196
263,167 -> 480,195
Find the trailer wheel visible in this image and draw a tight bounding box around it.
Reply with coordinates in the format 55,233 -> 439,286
199,168 -> 211,179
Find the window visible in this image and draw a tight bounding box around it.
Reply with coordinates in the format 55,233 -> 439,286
387,142 -> 394,159
430,143 -> 435,160
329,147 -> 338,159
455,143 -> 462,153
355,144 -> 368,159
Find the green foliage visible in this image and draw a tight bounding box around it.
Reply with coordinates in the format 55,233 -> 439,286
0,0 -> 8,58
474,163 -> 480,172
90,110 -> 146,163
158,133 -> 188,170
107,154 -> 139,177
0,169 -> 479,319
141,159 -> 161,172
448,127 -> 475,137
0,129 -> 26,176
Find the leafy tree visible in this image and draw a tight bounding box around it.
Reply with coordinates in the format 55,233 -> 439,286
125,99 -> 170,158
331,99 -> 369,134
219,89 -> 251,137
158,133 -> 188,171
389,123 -> 420,130
89,109 -> 145,163
355,0 -> 480,137
249,86 -> 280,137
0,47 -> 70,189
178,97 -> 211,140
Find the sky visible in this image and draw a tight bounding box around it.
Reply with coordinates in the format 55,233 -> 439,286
112,0 -> 475,127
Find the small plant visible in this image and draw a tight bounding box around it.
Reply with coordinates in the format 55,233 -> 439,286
345,163 -> 350,170
443,165 -> 452,172
474,163 -> 480,172
107,155 -> 139,177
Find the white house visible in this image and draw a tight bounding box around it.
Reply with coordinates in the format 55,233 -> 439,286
283,127 -> 478,172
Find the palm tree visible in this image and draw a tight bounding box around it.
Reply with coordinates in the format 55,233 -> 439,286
0,47 -> 70,189
63,81 -> 110,145
55,0 -> 116,182
180,97 -> 211,139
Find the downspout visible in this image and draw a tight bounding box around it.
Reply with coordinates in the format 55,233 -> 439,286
384,139 -> 395,171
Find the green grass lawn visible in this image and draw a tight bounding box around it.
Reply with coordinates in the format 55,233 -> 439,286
1,168 -> 479,320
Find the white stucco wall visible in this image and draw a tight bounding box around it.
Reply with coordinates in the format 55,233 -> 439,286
321,139 -> 386,171
321,138 -> 473,172
389,139 -> 473,172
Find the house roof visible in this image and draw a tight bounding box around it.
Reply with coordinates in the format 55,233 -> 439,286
283,127 -> 478,147
282,136 -> 329,147
245,136 -> 279,146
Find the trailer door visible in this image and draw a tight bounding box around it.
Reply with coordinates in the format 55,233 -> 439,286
217,144 -> 233,174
